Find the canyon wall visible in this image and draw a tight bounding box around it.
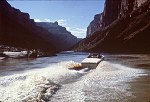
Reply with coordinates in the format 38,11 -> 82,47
0,0 -> 57,53
0,0 -> 79,52
86,0 -> 148,37
75,0 -> 150,53
36,22 -> 79,51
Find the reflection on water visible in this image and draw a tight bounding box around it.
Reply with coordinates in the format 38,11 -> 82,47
0,52 -> 150,102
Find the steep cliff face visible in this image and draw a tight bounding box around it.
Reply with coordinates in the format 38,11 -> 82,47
86,0 -> 121,37
86,14 -> 103,37
36,22 -> 78,51
0,0 -> 56,53
86,0 -> 148,37
75,0 -> 150,53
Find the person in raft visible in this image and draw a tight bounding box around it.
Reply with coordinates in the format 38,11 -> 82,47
87,53 -> 104,58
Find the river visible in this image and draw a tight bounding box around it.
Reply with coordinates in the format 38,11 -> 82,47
0,52 -> 150,102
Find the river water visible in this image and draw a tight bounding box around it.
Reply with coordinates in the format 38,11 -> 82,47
0,52 -> 150,102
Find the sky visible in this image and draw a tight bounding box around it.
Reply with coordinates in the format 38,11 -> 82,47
8,0 -> 105,38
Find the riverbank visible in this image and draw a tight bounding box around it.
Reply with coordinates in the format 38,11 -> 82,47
0,45 -> 56,58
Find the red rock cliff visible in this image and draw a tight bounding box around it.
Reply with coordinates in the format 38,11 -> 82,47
0,0 -> 56,52
75,0 -> 150,53
87,0 -> 148,37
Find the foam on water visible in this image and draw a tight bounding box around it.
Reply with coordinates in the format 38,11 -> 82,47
0,61 -> 85,102
51,61 -> 146,102
0,56 -> 147,102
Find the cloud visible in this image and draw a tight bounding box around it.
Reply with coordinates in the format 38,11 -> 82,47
67,27 -> 86,38
34,18 -> 51,22
34,19 -> 42,22
44,19 -> 51,22
57,19 -> 67,26
56,19 -> 86,38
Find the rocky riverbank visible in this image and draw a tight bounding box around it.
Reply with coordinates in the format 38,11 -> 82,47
0,45 -> 56,58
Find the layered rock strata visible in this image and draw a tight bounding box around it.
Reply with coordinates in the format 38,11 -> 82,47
75,0 -> 150,53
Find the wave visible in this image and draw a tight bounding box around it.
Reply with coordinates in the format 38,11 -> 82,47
0,61 -> 85,102
0,60 -> 147,102
50,61 -> 146,102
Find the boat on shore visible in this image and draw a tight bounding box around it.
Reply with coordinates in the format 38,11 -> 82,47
0,56 -> 6,60
81,53 -> 104,69
3,50 -> 39,58
0,52 -> 9,60
3,51 -> 28,58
